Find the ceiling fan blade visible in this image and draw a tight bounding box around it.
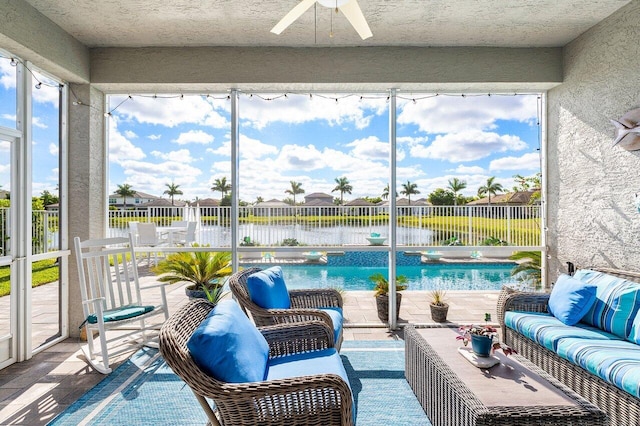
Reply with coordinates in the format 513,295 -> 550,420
339,0 -> 372,40
271,0 -> 317,35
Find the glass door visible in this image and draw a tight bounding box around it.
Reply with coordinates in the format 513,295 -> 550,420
0,130 -> 17,369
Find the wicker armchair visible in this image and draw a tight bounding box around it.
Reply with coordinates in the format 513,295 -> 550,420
159,299 -> 354,426
229,267 -> 344,349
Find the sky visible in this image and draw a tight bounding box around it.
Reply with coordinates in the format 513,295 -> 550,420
0,56 -> 61,197
0,55 -> 542,204
107,91 -> 540,203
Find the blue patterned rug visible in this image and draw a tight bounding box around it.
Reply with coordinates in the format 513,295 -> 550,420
49,340 -> 430,425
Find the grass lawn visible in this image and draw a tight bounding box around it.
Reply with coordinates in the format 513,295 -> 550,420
0,259 -> 59,297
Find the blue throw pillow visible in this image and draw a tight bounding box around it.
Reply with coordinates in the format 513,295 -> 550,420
246,266 -> 291,309
548,274 -> 597,326
575,269 -> 640,338
187,300 -> 269,383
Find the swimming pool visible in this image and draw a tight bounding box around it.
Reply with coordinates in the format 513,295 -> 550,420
255,263 -> 517,291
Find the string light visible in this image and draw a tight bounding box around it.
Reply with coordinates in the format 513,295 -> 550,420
97,90 -> 538,117
0,55 -> 62,90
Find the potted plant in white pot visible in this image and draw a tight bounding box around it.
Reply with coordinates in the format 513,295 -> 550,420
370,273 -> 408,322
153,248 -> 232,304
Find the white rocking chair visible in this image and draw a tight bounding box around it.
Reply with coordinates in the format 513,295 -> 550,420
74,234 -> 169,374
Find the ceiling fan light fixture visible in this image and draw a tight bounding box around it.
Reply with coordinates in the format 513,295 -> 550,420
271,0 -> 372,40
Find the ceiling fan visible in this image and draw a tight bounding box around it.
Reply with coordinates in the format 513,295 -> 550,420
271,0 -> 373,40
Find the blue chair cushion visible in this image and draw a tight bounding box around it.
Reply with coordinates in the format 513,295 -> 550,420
505,311 -> 618,352
574,269 -> 640,339
187,300 -> 269,383
87,304 -> 154,324
548,274 -> 597,325
265,348 -> 354,421
246,266 -> 291,309
556,337 -> 640,398
319,307 -> 343,344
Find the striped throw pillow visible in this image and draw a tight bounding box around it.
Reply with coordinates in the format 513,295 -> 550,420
574,270 -> 640,339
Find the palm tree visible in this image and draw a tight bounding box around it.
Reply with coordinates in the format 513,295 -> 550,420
211,177 -> 231,199
509,251 -> 542,290
400,181 -> 420,204
115,183 -> 135,209
163,182 -> 183,205
255,196 -> 264,204
332,177 -> 353,205
447,178 -> 467,206
477,176 -> 504,205
285,181 -> 305,206
381,183 -> 398,200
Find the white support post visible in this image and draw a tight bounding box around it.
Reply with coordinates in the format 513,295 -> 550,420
388,89 -> 397,330
230,90 -> 240,272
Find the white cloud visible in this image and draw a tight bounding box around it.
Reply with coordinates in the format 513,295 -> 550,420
124,130 -> 137,139
347,136 -> 400,161
0,141 -> 10,152
49,143 -> 58,156
207,134 -> 278,159
111,95 -> 230,129
397,95 -> 538,134
173,130 -> 214,145
277,144 -> 326,171
32,116 -> 48,129
151,149 -> 195,163
1,114 -> 16,122
148,134 -> 162,140
240,93 -> 386,130
410,129 -> 527,162
0,60 -> 16,89
239,134 -> 278,159
451,165 -> 485,174
32,84 -> 59,106
108,119 -> 146,165
489,152 -> 541,171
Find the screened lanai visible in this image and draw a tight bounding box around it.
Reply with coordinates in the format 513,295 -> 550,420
1,0 -> 640,423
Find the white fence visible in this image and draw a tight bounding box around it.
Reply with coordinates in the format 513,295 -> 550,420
108,205 -> 541,248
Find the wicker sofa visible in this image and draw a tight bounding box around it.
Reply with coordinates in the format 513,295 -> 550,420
498,268 -> 640,426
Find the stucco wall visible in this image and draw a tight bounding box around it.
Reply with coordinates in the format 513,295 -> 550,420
547,0 -> 640,278
0,0 -> 89,83
67,84 -> 106,337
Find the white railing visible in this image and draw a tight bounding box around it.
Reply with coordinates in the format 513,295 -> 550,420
108,204 -> 541,248
0,208 -> 60,256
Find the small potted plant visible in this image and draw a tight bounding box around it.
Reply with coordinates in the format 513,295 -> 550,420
457,314 -> 517,358
153,248 -> 232,304
370,273 -> 408,322
429,289 -> 448,323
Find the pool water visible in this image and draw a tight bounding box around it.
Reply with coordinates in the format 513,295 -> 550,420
267,263 -> 516,291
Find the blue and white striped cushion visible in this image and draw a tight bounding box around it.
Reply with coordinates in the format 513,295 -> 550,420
504,311 -> 617,352
629,312 -> 640,344
556,337 -> 640,398
573,269 -> 640,339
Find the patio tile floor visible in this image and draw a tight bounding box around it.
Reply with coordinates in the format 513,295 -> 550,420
0,266 -> 501,425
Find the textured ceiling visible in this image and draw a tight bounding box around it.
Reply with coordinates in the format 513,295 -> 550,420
23,0 -> 631,48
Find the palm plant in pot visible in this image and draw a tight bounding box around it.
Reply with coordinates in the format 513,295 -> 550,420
429,289 -> 448,323
153,249 -> 232,304
370,273 -> 408,322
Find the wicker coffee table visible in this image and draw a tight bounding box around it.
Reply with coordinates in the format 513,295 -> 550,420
404,326 -> 608,426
